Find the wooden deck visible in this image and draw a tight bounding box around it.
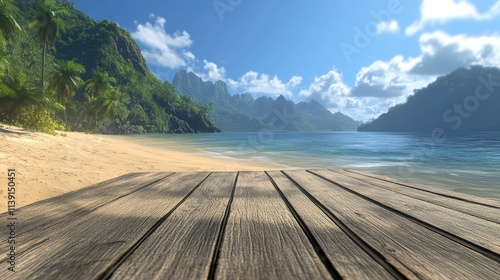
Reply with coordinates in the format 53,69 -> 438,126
1,170 -> 499,279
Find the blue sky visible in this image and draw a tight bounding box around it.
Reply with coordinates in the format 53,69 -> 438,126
70,0 -> 500,121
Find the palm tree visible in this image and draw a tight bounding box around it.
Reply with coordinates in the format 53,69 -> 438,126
0,0 -> 22,75
84,69 -> 116,100
92,87 -> 129,125
50,60 -> 85,129
0,70 -> 16,104
76,69 -> 117,129
30,0 -> 67,93
0,70 -> 57,119
0,0 -> 22,48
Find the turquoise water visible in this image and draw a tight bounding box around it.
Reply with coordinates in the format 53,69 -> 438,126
120,131 -> 500,200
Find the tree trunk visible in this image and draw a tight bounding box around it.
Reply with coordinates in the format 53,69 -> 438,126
41,42 -> 46,93
90,109 -> 110,127
76,98 -> 95,130
62,95 -> 68,131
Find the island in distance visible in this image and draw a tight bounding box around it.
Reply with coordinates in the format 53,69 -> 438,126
359,66 -> 500,133
173,70 -> 362,132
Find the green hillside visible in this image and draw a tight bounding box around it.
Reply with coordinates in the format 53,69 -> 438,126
0,0 -> 219,134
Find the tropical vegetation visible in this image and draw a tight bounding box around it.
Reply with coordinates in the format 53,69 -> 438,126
0,0 -> 219,135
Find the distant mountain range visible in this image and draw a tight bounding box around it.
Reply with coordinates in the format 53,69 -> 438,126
359,66 -> 500,132
172,70 -> 362,131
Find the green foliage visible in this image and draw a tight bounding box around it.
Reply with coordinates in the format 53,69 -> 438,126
30,0 -> 68,91
1,0 -> 219,134
50,59 -> 84,129
15,106 -> 63,135
128,104 -> 149,126
2,28 -> 56,82
93,87 -> 129,124
51,60 -> 85,103
29,0 -> 67,44
75,69 -> 121,130
0,0 -> 22,49
0,69 -> 39,117
84,68 -> 115,99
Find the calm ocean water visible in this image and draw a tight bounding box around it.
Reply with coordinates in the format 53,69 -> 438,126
120,131 -> 500,200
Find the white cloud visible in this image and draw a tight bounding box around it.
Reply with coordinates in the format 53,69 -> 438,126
351,55 -> 430,98
183,51 -> 196,61
376,20 -> 399,34
287,76 -> 303,88
324,30 -> 500,120
348,98 -> 403,121
132,16 -> 195,69
228,72 -> 303,97
297,67 -> 430,121
191,30 -> 500,121
299,70 -> 351,106
351,31 -> 500,101
411,31 -> 500,75
299,70 -> 368,118
406,0 -> 500,35
199,60 -> 227,82
297,67 -> 425,121
200,27 -> 500,121
195,60 -> 302,97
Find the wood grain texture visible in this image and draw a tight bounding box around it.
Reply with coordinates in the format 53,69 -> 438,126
0,172 -> 209,280
0,172 -> 173,264
215,171 -> 333,280
109,172 -> 237,279
6,170 -> 500,279
266,171 -> 397,280
344,169 -> 500,208
340,169 -> 500,224
312,169 -> 500,255
284,170 -> 500,280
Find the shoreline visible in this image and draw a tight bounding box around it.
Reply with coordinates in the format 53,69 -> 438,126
2,126 -> 499,210
110,133 -> 500,202
0,126 -> 280,210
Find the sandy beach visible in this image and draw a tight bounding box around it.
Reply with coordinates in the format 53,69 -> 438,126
0,124 -> 276,211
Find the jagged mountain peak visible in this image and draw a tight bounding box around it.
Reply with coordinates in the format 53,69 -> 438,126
172,71 -> 361,131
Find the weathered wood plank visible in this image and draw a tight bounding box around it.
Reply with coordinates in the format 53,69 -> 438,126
4,170 -> 500,279
0,172 -> 172,232
341,169 -> 500,224
345,169 -> 500,208
109,172 -> 237,279
266,171 -> 397,280
312,169 -> 500,256
215,171 -> 333,280
0,172 -> 209,280
0,172 -> 173,264
284,170 -> 500,280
